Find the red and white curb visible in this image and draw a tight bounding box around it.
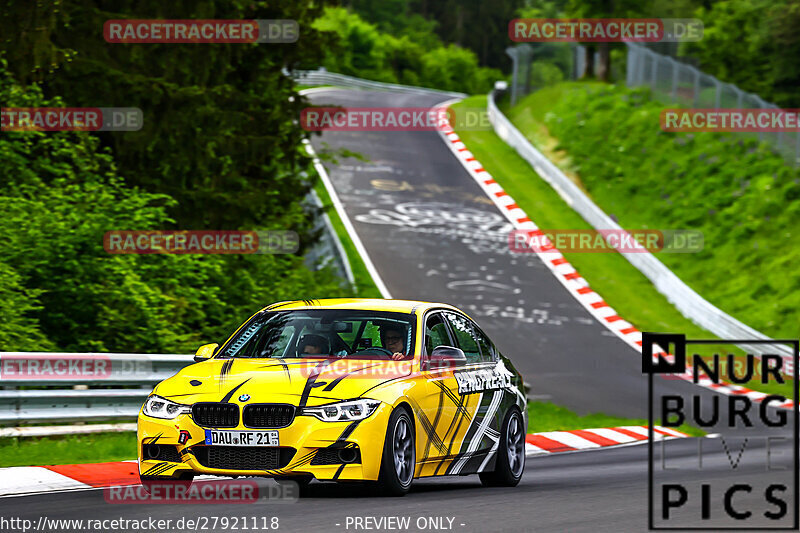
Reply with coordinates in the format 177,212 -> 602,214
433,102 -> 794,411
525,425 -> 687,456
0,427 -> 688,497
0,460 -> 141,497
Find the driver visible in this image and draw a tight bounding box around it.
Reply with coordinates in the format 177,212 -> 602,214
297,334 -> 329,356
380,324 -> 410,361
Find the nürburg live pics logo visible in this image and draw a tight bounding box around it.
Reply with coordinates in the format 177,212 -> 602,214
643,332 -> 798,530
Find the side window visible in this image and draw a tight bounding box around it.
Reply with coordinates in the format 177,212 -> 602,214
270,326 -> 296,357
443,312 -> 481,364
472,325 -> 496,363
425,313 -> 451,355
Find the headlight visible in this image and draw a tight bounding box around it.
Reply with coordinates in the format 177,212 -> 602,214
301,399 -> 381,422
142,395 -> 191,419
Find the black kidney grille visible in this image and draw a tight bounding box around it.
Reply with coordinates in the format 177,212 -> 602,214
192,403 -> 239,428
243,404 -> 295,428
193,446 -> 294,471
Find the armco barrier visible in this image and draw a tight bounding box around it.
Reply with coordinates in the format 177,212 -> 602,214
486,88 -> 795,373
0,353 -> 193,425
292,69 -> 467,99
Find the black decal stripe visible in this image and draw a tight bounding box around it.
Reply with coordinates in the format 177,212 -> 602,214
431,379 -> 471,420
448,391 -> 501,475
281,359 -> 292,383
327,420 -> 362,449
221,378 -> 251,403
434,393 -> 471,475
298,360 -> 334,409
449,396 -> 489,473
408,399 -> 446,454
422,387 -> 445,462
280,450 -> 317,472
323,363 -> 382,392
257,361 -> 317,369
358,375 -> 411,397
332,463 -> 346,480
266,300 -> 297,310
142,462 -> 173,477
144,433 -> 163,445
146,465 -> 173,477
459,390 -> 498,453
219,358 -> 234,385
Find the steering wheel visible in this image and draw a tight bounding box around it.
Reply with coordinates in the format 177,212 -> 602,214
351,347 -> 393,358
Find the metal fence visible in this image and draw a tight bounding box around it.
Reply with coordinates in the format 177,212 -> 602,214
505,43 -> 580,105
625,43 -> 799,166
487,88 -> 796,374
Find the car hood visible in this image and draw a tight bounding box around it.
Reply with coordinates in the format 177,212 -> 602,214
153,357 -> 413,406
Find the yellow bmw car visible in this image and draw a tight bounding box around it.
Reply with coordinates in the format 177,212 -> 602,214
138,299 -> 527,495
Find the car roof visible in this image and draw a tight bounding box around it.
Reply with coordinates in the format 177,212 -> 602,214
260,298 -> 461,315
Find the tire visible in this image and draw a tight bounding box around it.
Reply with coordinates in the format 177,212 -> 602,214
376,407 -> 415,496
139,472 -> 194,494
479,408 -> 525,487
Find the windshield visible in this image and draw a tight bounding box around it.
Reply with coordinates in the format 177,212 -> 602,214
219,309 -> 416,360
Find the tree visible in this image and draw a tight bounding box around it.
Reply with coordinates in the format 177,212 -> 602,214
1,0 -> 336,234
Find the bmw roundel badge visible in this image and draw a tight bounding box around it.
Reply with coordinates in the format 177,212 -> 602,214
238,394 -> 250,402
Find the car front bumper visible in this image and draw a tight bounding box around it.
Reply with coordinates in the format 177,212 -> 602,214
137,402 -> 392,482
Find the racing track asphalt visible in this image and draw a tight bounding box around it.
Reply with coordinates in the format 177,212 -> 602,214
1,88 -> 795,532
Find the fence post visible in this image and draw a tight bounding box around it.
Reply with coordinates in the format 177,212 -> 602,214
670,57 -> 679,102
625,44 -> 634,86
692,68 -> 701,107
755,96 -> 768,142
649,50 -> 658,92
795,130 -> 800,167
506,46 -> 520,106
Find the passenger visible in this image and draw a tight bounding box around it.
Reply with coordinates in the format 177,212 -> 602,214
298,334 -> 329,356
380,324 -> 410,361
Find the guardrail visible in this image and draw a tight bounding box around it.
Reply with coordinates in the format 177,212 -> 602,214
486,89 -> 796,373
0,353 -> 194,425
292,69 -> 467,99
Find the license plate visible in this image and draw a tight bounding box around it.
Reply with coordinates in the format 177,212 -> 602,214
204,430 -> 279,447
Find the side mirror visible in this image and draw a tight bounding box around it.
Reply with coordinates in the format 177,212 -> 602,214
194,343 -> 219,362
424,345 -> 467,370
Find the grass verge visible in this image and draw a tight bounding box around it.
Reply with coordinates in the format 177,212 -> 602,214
0,432 -> 136,467
451,95 -> 792,400
528,400 -> 705,437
